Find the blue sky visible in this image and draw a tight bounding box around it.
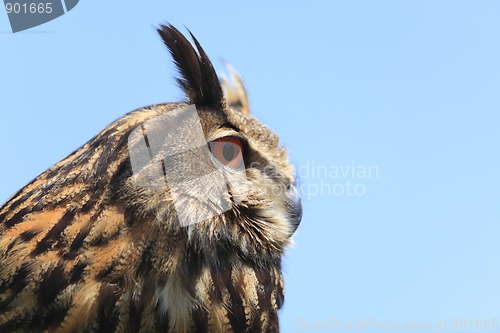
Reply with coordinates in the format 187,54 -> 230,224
1,1 -> 500,331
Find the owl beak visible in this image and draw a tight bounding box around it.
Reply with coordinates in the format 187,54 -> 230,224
285,184 -> 302,236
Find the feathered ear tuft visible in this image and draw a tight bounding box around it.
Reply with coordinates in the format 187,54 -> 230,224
157,24 -> 225,109
221,64 -> 250,115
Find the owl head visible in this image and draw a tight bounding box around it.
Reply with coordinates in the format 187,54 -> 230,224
121,24 -> 302,262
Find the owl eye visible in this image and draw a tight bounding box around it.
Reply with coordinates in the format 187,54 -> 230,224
211,137 -> 244,169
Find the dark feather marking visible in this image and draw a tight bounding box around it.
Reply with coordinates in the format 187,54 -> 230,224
138,279 -> 155,309
206,246 -> 233,304
28,289 -> 73,331
5,192 -> 32,212
191,306 -> 209,332
68,221 -> 93,254
5,236 -> 23,253
37,264 -> 69,306
210,265 -> 231,306
0,174 -> 42,216
254,267 -> 273,310
135,234 -> 159,278
209,247 -> 247,330
0,319 -> 22,332
97,283 -> 121,333
207,250 -> 247,331
96,258 -> 119,281
0,211 -> 8,224
128,300 -> 142,333
94,147 -> 124,183
109,158 -> 133,202
182,244 -> 205,297
248,315 -> 262,333
88,226 -> 121,247
124,206 -> 136,227
78,190 -> 104,214
157,24 -> 224,109
0,263 -> 30,310
97,125 -> 136,178
67,203 -> 104,256
19,229 -> 40,242
154,299 -> 170,332
275,277 -> 284,309
31,208 -> 77,256
4,206 -> 31,229
32,199 -> 45,212
268,311 -> 280,332
128,280 -> 155,332
70,261 -> 88,283
224,271 -> 247,332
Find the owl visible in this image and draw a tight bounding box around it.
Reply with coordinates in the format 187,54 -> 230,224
0,24 -> 301,332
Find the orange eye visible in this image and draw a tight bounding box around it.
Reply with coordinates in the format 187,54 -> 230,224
212,137 -> 244,169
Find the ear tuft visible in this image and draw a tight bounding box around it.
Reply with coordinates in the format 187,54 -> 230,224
157,24 -> 225,109
221,64 -> 250,115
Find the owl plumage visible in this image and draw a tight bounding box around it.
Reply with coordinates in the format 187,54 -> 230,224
0,24 -> 302,332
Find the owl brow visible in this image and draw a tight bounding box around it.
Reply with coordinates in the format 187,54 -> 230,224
217,122 -> 240,132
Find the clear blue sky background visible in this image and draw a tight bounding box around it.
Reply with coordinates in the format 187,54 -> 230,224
1,1 -> 499,332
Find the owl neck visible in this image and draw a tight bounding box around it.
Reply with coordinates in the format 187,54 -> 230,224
150,249 -> 284,332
